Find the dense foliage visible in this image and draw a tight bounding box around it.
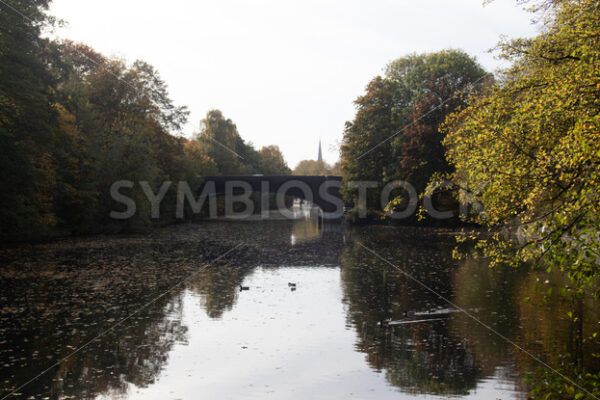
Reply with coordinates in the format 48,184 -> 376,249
0,1 -> 290,241
292,159 -> 340,176
340,50 -> 489,220
440,2 -> 600,396
198,110 -> 290,176
0,0 -> 58,239
444,0 -> 600,290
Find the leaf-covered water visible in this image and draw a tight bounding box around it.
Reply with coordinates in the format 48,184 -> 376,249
1,218 -> 599,399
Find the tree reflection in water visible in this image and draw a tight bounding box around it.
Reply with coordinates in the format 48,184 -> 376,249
1,222 -> 599,399
341,226 -> 600,398
0,239 -> 193,399
340,228 -> 480,395
0,220 -> 343,399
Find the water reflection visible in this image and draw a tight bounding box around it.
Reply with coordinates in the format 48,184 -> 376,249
340,229 -> 482,396
0,220 -> 599,399
290,206 -> 321,245
513,269 -> 600,374
0,245 -> 189,399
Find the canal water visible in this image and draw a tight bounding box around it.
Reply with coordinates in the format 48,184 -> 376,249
1,213 -> 599,399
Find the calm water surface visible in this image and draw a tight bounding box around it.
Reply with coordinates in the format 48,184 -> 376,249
1,215 -> 599,399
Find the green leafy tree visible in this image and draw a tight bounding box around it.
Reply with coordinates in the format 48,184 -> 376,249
340,51 -> 488,219
0,2 -> 290,240
292,159 -> 337,175
197,110 -> 291,176
444,0 -> 600,290
56,46 -> 190,232
1,23 -> 220,239
197,110 -> 248,175
0,0 -> 58,240
258,145 -> 291,175
340,76 -> 397,214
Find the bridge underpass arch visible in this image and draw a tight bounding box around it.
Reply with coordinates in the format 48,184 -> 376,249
197,175 -> 346,220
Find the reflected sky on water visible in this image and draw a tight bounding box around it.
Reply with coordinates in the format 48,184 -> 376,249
1,213 -> 598,399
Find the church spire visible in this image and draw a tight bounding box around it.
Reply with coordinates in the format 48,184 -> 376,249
318,139 -> 323,162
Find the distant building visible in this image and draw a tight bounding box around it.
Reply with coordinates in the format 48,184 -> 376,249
318,139 -> 323,162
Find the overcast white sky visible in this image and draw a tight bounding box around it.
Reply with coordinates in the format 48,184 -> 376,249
48,0 -> 537,168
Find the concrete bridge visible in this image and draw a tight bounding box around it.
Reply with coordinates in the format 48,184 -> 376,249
198,175 -> 346,219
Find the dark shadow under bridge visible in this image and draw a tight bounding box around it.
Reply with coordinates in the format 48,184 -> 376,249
198,175 -> 346,219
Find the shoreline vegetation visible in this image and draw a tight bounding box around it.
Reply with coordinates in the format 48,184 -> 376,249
338,0 -> 600,287
1,1 -> 600,397
0,0 -> 293,242
0,221 -> 597,399
0,1 -> 597,278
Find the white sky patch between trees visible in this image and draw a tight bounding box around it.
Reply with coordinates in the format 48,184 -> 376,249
48,0 -> 537,168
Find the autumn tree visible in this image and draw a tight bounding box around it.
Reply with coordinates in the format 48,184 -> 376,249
197,110 -> 249,175
0,0 -> 58,240
340,51 -> 488,220
292,160 -> 337,176
340,76 -> 398,215
385,51 -> 489,198
0,11 -> 219,239
197,110 -> 291,176
258,145 -> 291,175
0,2 -> 290,240
444,0 -> 600,292
52,42 -> 193,232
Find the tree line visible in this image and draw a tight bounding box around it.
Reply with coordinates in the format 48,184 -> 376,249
340,49 -> 490,222
339,2 -> 599,394
0,0 -> 291,241
292,159 -> 340,176
341,0 -> 599,289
